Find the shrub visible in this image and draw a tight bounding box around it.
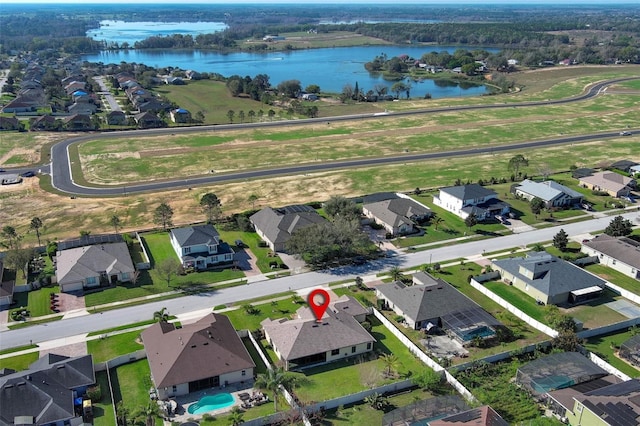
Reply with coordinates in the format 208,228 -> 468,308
86,385 -> 102,402
393,315 -> 405,323
258,240 -> 268,248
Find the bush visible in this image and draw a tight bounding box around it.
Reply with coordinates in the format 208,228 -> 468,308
86,385 -> 102,402
258,240 -> 268,248
393,315 -> 405,323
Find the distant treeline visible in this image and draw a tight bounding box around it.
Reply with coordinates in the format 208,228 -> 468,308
1,5 -> 639,65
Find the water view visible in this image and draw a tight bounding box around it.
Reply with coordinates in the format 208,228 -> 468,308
84,22 -> 498,99
87,20 -> 228,47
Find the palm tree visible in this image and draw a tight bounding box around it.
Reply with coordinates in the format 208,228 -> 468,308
30,217 -> 43,247
227,406 -> 244,425
380,353 -> 400,377
116,401 -> 129,426
110,215 -> 122,234
389,266 -> 403,282
153,307 -> 169,323
134,401 -> 162,426
432,216 -> 443,231
254,367 -> 294,412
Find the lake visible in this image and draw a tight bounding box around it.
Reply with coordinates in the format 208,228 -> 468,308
84,22 -> 498,99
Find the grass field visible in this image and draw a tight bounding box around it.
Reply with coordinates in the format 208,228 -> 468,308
11,285 -> 61,318
111,359 -> 153,413
582,328 -> 640,378
2,67 -> 640,246
0,351 -> 39,371
87,330 -> 144,363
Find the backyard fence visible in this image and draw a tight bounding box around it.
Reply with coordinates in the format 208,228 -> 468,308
603,281 -> 640,306
371,308 -> 443,371
469,278 -> 558,338
246,329 -> 273,372
94,349 -> 147,372
134,231 -> 151,270
588,352 -> 631,381
578,317 -> 640,340
306,379 -> 414,413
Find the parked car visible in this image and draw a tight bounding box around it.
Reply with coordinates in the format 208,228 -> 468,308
620,131 -> 632,136
0,168 -> 5,173
20,171 -> 36,177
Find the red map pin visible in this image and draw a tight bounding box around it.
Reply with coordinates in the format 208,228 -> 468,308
308,289 -> 330,322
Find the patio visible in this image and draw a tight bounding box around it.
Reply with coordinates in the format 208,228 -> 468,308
168,380 -> 262,423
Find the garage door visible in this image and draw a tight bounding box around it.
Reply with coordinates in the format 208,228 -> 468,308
61,281 -> 83,293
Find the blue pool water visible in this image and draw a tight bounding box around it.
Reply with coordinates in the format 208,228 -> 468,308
187,393 -> 235,415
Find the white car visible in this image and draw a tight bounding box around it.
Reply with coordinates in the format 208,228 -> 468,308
620,131 -> 632,136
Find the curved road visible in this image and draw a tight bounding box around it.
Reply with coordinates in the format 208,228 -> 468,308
43,76 -> 637,196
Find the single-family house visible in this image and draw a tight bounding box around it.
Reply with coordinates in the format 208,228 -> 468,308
433,184 -> 510,221
0,354 -> 95,426
1,97 -> 37,113
301,93 -> 318,101
0,260 -> 15,308
491,252 -> 606,305
164,76 -> 185,85
376,272 -> 501,343
137,100 -> 171,113
169,224 -> 235,270
142,313 -> 255,399
170,108 -> 191,123
30,115 -> 60,131
363,192 -> 432,236
55,242 -> 135,292
134,111 -> 164,129
250,205 -> 327,252
578,171 -> 635,197
582,234 -> 640,280
62,114 -> 93,131
185,70 -> 202,80
105,111 -> 127,126
262,295 -> 374,370
0,116 -> 20,131
545,374 -> 623,422
630,165 -> 640,177
68,101 -> 97,115
64,81 -> 86,95
513,179 -> 584,208
565,379 -> 640,426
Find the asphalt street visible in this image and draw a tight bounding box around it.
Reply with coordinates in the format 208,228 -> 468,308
40,76 -> 637,196
1,210 -> 637,350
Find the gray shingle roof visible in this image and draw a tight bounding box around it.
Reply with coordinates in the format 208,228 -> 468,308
0,355 -> 94,426
55,242 -> 135,286
261,297 -> 374,361
439,184 -> 496,202
584,234 -> 640,270
376,273 -> 478,325
492,252 -> 606,297
141,313 -> 255,389
171,224 -> 220,248
250,205 -> 327,247
364,198 -> 432,229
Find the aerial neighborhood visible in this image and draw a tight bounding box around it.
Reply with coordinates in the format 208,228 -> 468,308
1,4 -> 640,426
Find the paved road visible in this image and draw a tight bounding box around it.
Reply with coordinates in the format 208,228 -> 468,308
41,76 -> 637,196
93,76 -> 121,112
1,210 -> 637,350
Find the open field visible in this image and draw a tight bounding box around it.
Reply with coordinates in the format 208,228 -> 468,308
2,67 -> 640,243
75,89 -> 640,185
240,31 -> 392,51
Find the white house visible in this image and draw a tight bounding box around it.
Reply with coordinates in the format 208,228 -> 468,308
582,234 -> 640,280
433,184 -> 510,220
169,224 -> 234,270
514,179 -> 584,208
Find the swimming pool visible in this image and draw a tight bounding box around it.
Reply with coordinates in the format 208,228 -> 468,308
187,393 -> 235,415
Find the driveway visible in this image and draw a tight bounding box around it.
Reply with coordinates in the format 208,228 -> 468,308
235,248 -> 262,277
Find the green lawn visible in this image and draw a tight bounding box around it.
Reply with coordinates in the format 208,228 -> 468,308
87,330 -> 144,363
322,387 -> 437,425
92,371 -> 116,426
111,359 -> 153,413
293,316 -> 428,404
242,337 -> 269,375
223,297 -> 304,331
582,329 -> 640,378
585,264 -> 640,295
0,352 -> 39,371
84,232 -> 245,306
11,285 -> 61,318
217,229 -> 283,273
484,281 -> 627,330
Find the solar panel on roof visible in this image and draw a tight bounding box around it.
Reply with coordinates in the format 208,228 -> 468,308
58,233 -> 123,251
